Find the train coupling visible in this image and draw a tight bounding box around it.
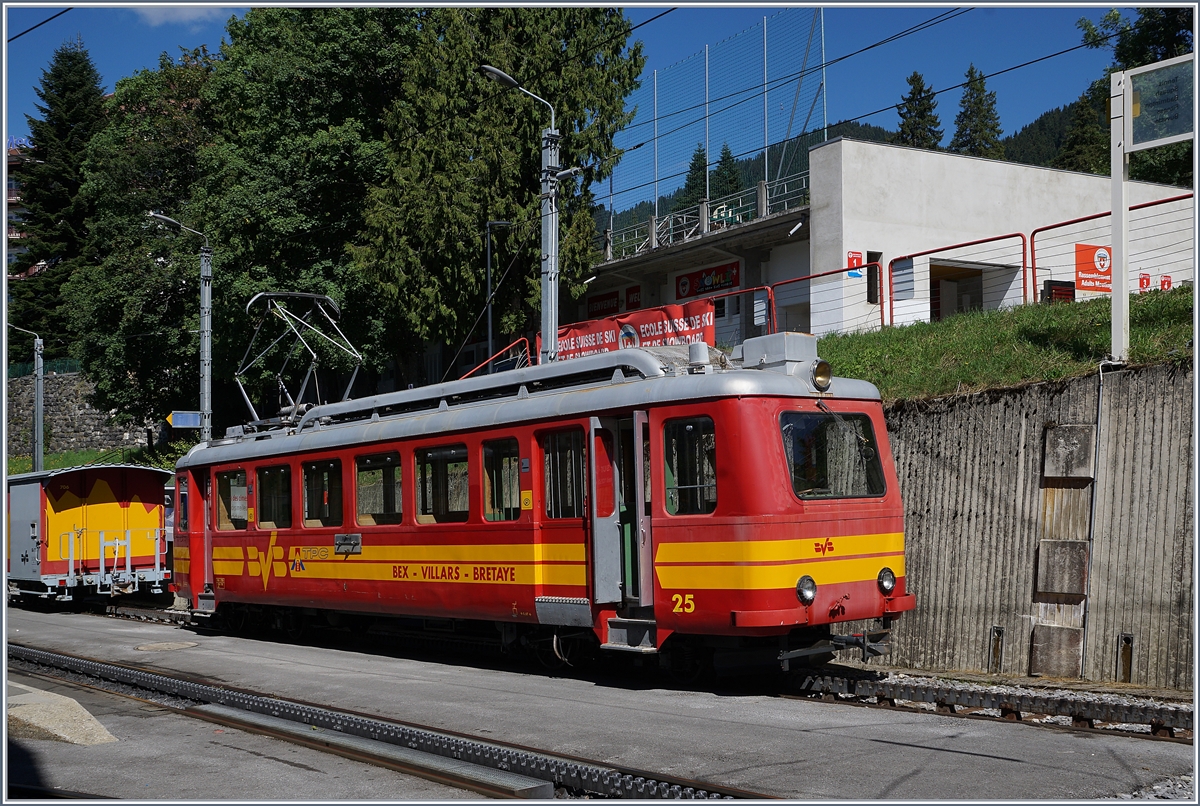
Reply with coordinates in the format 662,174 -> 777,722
778,629 -> 891,671
191,591 -> 217,620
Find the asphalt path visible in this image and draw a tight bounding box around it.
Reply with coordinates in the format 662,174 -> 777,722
6,607 -> 1193,800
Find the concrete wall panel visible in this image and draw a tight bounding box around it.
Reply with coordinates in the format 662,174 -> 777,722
878,363 -> 1191,689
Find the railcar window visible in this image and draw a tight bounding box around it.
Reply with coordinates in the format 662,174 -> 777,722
356,453 -> 402,526
542,430 -> 584,519
418,444 -> 469,524
664,417 -> 717,515
484,439 -> 521,522
216,470 -> 247,531
257,465 -> 292,529
176,476 -> 189,532
303,460 -> 343,527
780,412 -> 886,499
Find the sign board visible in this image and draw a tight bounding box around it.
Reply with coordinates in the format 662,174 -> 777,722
1074,244 -> 1112,292
587,290 -> 620,318
675,260 -> 739,300
1127,54 -> 1195,152
625,285 -> 642,310
168,410 -> 202,428
551,299 -> 716,362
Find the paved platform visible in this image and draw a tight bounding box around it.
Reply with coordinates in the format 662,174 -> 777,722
7,607 -> 1195,800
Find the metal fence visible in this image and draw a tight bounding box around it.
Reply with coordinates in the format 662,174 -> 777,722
600,8 -> 826,255
8,358 -> 79,378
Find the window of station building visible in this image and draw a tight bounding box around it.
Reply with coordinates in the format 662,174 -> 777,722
663,417 -> 717,515
356,452 -> 402,526
483,438 -> 521,522
176,475 -> 189,532
257,465 -> 292,529
542,430 -> 584,519
417,444 -> 469,524
303,459 -> 342,527
780,411 -> 885,499
216,470 -> 248,531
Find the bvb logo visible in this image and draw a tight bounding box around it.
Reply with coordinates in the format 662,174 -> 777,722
247,533 -> 287,589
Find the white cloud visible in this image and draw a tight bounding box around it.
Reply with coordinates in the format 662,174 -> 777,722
132,6 -> 239,29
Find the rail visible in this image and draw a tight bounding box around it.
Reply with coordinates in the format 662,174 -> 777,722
770,263 -> 884,333
1029,193 -> 1194,293
887,233 -> 1028,326
603,170 -> 810,261
461,337 -> 531,379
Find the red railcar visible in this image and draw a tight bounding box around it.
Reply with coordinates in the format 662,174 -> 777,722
173,332 -> 913,673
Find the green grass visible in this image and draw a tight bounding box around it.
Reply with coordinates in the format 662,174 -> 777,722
7,439 -> 197,476
817,285 -> 1193,402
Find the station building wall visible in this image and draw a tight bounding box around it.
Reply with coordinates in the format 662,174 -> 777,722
808,138 -> 1191,334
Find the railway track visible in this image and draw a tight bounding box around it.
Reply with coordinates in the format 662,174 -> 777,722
787,671 -> 1192,740
97,601 -> 1192,741
8,644 -> 765,800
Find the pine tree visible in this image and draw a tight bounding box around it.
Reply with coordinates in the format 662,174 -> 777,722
1052,86 -> 1108,174
672,143 -> 709,211
709,143 -> 742,199
9,36 -> 107,363
948,64 -> 1004,159
892,71 -> 943,149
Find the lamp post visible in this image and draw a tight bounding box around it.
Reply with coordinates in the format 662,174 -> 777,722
9,324 -> 43,471
485,220 -> 511,373
147,211 -> 212,442
481,65 -> 563,364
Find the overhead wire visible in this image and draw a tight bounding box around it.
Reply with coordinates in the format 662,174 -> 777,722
7,8 -> 72,43
598,19 -> 1148,205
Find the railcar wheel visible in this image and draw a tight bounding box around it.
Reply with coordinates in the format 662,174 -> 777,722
664,642 -> 711,686
533,632 -> 575,670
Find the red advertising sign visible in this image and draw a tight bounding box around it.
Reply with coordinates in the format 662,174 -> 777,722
1139,272 -> 1152,291
551,299 -> 716,361
587,290 -> 620,318
675,261 -> 739,299
847,251 -> 863,268
625,285 -> 641,310
1074,244 -> 1112,292
1161,275 -> 1173,291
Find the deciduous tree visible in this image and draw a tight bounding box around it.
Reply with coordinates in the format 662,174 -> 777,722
351,8 -> 643,355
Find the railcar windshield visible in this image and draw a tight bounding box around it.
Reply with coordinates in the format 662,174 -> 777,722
780,411 -> 885,499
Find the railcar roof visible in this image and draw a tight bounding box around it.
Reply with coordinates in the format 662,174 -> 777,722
7,464 -> 173,487
177,333 -> 882,470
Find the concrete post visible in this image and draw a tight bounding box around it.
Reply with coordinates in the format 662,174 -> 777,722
757,180 -> 768,219
200,245 -> 213,442
539,127 -> 561,365
700,200 -> 710,234
1109,71 -> 1130,362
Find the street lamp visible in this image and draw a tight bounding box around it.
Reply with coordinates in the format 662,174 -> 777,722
485,220 -> 511,373
9,324 -> 43,471
147,211 -> 213,442
481,64 -> 563,364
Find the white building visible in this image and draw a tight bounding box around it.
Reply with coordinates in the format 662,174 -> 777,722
581,138 -> 1194,342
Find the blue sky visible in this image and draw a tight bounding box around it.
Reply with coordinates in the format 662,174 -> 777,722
5,5 -> 1120,148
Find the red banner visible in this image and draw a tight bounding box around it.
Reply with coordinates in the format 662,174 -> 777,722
549,299 -> 716,361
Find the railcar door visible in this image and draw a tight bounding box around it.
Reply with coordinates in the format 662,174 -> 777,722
588,417 -> 621,604
589,412 -> 653,608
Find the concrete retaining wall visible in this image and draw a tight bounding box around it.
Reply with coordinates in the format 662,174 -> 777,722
6,373 -> 160,456
884,362 -> 1193,690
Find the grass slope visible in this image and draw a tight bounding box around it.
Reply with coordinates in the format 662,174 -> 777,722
818,285 -> 1193,402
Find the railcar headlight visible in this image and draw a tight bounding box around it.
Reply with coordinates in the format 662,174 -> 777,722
811,359 -> 832,391
796,575 -> 817,605
877,567 -> 897,595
